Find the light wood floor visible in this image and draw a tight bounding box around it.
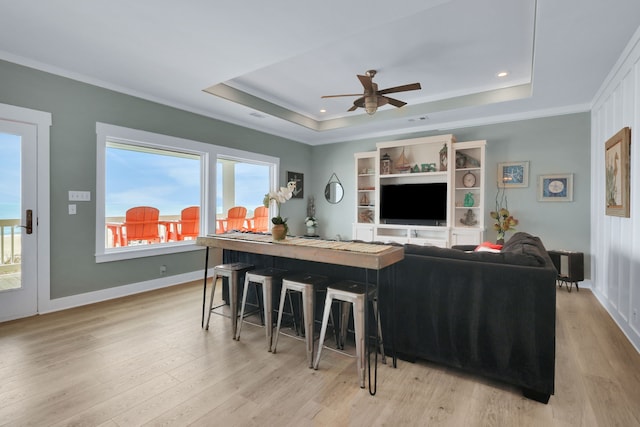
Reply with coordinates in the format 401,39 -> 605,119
1,281 -> 639,427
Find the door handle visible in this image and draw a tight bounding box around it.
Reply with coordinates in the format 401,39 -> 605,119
19,209 -> 33,235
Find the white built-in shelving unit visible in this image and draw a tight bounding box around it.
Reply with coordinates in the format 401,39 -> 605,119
352,134 -> 486,247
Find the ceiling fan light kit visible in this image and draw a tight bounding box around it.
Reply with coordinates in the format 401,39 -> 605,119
321,69 -> 421,115
365,96 -> 378,115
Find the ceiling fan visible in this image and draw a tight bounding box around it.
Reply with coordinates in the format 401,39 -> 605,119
321,70 -> 421,115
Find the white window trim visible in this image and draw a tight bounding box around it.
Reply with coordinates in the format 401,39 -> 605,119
95,122 -> 278,262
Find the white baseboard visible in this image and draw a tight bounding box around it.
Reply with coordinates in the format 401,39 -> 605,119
591,286 -> 640,355
38,269 -> 213,315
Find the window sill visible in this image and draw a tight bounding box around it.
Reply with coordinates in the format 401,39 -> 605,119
96,241 -> 203,263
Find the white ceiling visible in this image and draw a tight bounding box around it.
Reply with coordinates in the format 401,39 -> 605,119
1,0 -> 639,145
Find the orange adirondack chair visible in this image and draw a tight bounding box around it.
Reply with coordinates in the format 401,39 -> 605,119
176,206 -> 200,240
249,206 -> 269,232
223,206 -> 247,232
122,206 -> 161,245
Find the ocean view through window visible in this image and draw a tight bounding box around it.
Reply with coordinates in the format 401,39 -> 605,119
95,123 -> 279,262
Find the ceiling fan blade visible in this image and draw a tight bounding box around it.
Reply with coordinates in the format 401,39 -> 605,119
321,93 -> 363,98
351,97 -> 365,109
376,96 -> 389,107
347,104 -> 359,112
357,74 -> 374,93
382,96 -> 407,108
377,82 -> 422,95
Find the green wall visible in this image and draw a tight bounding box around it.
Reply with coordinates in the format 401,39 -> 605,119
310,113 -> 591,276
1,57 -> 592,301
1,59 -> 311,298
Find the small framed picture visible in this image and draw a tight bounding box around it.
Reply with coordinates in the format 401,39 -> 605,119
497,161 -> 529,188
538,173 -> 573,202
286,171 -> 304,198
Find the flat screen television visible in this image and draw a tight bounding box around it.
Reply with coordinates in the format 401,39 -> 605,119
380,182 -> 447,226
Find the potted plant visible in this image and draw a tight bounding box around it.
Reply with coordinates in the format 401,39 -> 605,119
264,181 -> 295,240
490,186 -> 519,244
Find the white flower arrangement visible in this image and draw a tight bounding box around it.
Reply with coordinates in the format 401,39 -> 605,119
305,196 -> 317,228
263,181 -> 296,233
305,216 -> 317,227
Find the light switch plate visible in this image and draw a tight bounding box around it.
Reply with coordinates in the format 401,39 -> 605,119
69,191 -> 91,201
68,204 -> 77,215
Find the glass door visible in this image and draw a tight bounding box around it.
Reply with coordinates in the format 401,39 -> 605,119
0,119 -> 38,320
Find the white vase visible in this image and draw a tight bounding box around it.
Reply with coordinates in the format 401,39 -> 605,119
306,226 -> 316,236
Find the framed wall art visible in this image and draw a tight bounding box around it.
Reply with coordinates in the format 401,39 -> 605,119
286,171 -> 304,199
605,127 -> 631,217
538,173 -> 573,202
497,161 -> 529,188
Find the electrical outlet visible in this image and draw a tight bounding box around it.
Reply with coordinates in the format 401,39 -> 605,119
633,308 -> 637,321
160,265 -> 167,275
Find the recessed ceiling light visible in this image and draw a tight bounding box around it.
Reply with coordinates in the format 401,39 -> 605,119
497,71 -> 509,77
320,109 -> 326,113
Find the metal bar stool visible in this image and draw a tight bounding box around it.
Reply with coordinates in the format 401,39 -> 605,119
204,262 -> 254,338
313,280 -> 386,388
236,267 -> 288,351
272,273 -> 329,368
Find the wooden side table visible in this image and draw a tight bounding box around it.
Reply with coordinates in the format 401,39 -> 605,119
548,250 -> 584,292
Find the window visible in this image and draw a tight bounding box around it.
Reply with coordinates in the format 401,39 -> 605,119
96,123 -> 278,262
217,158 -> 270,219
105,142 -> 201,245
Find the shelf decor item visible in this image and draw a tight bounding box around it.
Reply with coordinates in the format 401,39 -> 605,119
439,143 -> 448,171
380,152 -> 392,175
463,171 -> 476,187
460,209 -> 477,226
605,127 -> 631,217
395,148 -> 412,173
463,192 -> 475,207
358,209 -> 374,223
263,181 -> 295,240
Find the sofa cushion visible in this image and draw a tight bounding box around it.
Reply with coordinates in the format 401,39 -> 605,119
501,232 -> 549,266
404,243 -> 544,267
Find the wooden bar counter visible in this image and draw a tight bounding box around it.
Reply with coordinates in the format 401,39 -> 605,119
196,233 -> 404,270
196,232 -> 404,395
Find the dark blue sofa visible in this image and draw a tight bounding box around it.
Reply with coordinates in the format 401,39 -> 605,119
223,231 -> 557,403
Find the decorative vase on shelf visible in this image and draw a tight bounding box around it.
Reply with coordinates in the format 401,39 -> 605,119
271,224 -> 287,241
306,226 -> 317,236
439,143 -> 448,171
463,192 -> 474,207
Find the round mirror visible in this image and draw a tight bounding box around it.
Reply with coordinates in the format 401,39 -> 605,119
325,181 -> 344,204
